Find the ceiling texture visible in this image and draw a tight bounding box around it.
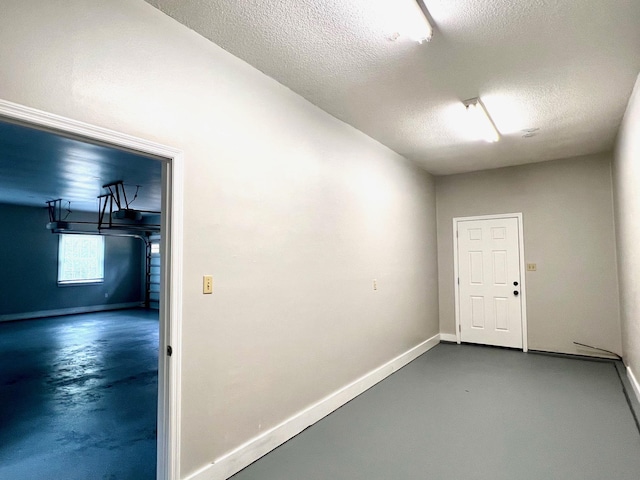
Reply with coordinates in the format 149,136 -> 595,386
2,1 -> 639,211
146,0 -> 640,175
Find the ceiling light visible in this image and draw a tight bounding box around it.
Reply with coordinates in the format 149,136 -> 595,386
404,0 -> 433,43
463,98 -> 501,143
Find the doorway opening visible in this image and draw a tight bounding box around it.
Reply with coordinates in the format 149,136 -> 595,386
0,99 -> 182,480
453,213 -> 528,351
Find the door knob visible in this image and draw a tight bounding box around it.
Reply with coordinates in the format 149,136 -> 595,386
513,281 -> 519,286
513,290 -> 519,296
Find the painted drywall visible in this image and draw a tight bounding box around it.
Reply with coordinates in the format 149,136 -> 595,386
613,73 -> 640,379
436,153 -> 621,357
0,204 -> 144,318
0,1 -> 439,477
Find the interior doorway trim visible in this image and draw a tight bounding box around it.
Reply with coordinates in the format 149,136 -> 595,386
0,99 -> 184,480
453,212 -> 528,352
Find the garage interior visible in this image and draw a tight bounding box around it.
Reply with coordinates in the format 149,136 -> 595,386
0,119 -> 163,479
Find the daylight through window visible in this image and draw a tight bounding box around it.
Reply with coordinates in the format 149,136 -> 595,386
58,234 -> 105,284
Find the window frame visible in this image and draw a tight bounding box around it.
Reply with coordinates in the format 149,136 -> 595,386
57,234 -> 105,286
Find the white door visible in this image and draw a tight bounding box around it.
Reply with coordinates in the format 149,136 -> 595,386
457,217 -> 523,349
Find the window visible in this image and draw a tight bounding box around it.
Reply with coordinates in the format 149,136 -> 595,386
58,234 -> 105,285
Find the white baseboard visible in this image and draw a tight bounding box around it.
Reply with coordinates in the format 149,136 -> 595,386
439,333 -> 458,343
186,333 -> 441,480
628,366 -> 640,404
0,302 -> 144,322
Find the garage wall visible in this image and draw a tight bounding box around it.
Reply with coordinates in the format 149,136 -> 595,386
0,1 -> 439,477
613,73 -> 640,383
0,204 -> 144,320
436,153 -> 621,357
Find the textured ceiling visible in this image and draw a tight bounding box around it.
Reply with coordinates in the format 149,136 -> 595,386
0,120 -> 162,212
146,0 -> 640,174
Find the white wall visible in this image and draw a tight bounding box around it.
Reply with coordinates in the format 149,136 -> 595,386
0,1 -> 439,477
436,153 -> 621,357
613,73 -> 640,383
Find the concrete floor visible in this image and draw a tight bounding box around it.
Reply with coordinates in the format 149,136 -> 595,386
231,343 -> 640,480
0,309 -> 158,480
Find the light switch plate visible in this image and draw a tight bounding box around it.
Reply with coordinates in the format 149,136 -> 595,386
203,275 -> 213,294
526,263 -> 537,271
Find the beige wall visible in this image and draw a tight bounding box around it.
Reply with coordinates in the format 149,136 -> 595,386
0,1 -> 439,477
613,73 -> 640,378
436,153 -> 621,357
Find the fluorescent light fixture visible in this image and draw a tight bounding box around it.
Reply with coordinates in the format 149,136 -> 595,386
405,0 -> 433,43
463,98 -> 501,143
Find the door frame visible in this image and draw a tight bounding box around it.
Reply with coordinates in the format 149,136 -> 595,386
453,212 -> 528,352
0,99 -> 184,480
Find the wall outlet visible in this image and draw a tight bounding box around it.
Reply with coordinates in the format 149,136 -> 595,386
203,275 -> 213,294
526,263 -> 537,271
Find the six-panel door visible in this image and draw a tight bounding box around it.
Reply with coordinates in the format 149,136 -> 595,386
457,217 -> 523,349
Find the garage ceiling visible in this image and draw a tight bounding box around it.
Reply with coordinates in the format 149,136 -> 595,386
0,120 -> 162,212
145,0 -> 640,174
